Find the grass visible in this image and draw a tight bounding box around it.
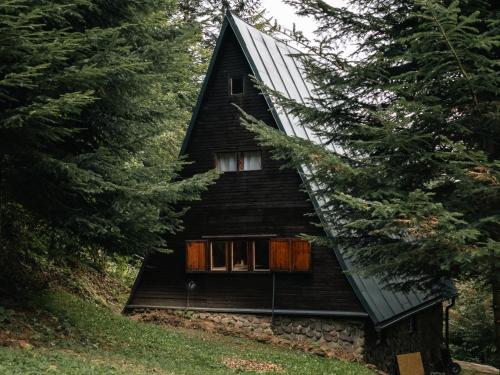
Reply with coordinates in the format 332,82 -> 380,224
0,290 -> 375,375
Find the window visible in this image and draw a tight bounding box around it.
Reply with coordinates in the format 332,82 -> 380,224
229,76 -> 244,95
232,240 -> 248,271
215,151 -> 261,172
242,151 -> 261,171
210,241 -> 228,270
215,152 -> 237,172
253,239 -> 269,271
186,238 -> 310,273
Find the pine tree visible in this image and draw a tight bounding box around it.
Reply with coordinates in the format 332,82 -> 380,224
0,0 -> 217,285
242,0 -> 500,361
179,0 -> 269,46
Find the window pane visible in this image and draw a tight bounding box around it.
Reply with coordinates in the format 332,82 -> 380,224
232,240 -> 248,271
216,153 -> 237,172
242,151 -> 261,171
211,241 -> 227,270
231,77 -> 244,95
254,239 -> 269,270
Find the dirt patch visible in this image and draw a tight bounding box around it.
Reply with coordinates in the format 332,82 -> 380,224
222,357 -> 284,373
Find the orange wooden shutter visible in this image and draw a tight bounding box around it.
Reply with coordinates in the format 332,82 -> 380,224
270,239 -> 291,271
186,240 -> 207,272
292,239 -> 311,271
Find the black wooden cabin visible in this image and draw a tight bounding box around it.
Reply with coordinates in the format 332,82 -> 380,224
126,12 -> 447,372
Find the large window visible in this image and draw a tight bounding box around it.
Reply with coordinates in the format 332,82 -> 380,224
215,151 -> 261,172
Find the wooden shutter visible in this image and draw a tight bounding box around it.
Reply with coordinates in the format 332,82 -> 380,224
269,239 -> 291,271
186,240 -> 207,272
292,239 -> 311,271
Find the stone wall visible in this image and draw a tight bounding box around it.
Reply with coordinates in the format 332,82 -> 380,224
131,309 -> 365,361
364,304 -> 444,374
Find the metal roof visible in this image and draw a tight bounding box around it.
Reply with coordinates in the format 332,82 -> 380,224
181,11 -> 447,328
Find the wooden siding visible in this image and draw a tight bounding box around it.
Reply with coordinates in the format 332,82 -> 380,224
128,28 -> 363,313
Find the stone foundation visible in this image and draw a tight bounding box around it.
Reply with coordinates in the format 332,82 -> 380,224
131,309 -> 365,361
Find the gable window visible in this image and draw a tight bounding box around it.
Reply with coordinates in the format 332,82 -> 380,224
229,76 -> 244,95
215,152 -> 238,172
242,151 -> 261,171
215,151 -> 261,172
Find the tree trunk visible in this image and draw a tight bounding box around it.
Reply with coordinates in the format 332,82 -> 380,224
493,273 -> 500,367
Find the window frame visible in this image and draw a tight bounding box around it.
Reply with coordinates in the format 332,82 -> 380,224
210,240 -> 229,271
252,240 -> 270,272
228,75 -> 245,96
231,239 -> 250,272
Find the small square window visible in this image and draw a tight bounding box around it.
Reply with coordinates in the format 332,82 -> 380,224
242,151 -> 261,171
230,76 -> 244,95
215,152 -> 238,172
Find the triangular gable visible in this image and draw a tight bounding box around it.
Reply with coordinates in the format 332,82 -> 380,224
181,11 -> 446,328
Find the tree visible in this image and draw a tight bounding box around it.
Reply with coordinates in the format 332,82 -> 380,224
242,0 -> 499,362
0,0 -> 217,287
179,0 -> 269,46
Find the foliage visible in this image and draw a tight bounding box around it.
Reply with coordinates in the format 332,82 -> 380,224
0,0 -> 218,289
179,0 -> 269,46
449,281 -> 496,366
0,290 -> 375,374
241,0 -> 499,360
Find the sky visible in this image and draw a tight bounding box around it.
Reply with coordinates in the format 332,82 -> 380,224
260,0 -> 348,38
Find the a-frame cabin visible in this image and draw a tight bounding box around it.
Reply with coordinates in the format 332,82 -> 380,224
126,12 -> 446,373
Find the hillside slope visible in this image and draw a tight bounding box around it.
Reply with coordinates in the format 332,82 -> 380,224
0,290 -> 375,374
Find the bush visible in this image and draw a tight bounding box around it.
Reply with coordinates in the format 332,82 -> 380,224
449,280 -> 497,367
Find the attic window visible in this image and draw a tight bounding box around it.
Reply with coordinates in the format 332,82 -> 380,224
215,151 -> 261,172
229,76 -> 244,95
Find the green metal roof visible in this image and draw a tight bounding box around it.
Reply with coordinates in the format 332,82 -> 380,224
181,11 -> 448,328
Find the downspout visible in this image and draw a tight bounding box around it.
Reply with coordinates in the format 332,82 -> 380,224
271,273 -> 276,322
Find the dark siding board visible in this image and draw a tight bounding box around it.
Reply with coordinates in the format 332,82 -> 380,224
130,28 -> 363,313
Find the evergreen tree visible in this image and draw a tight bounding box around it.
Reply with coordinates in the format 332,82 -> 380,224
243,0 -> 500,360
179,0 -> 269,46
0,0 -> 217,286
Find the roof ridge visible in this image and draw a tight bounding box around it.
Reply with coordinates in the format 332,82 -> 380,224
226,11 -> 302,54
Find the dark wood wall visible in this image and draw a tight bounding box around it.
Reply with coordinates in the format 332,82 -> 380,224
128,27 -> 363,313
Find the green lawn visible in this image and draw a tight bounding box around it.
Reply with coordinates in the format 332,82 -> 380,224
0,291 -> 375,374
